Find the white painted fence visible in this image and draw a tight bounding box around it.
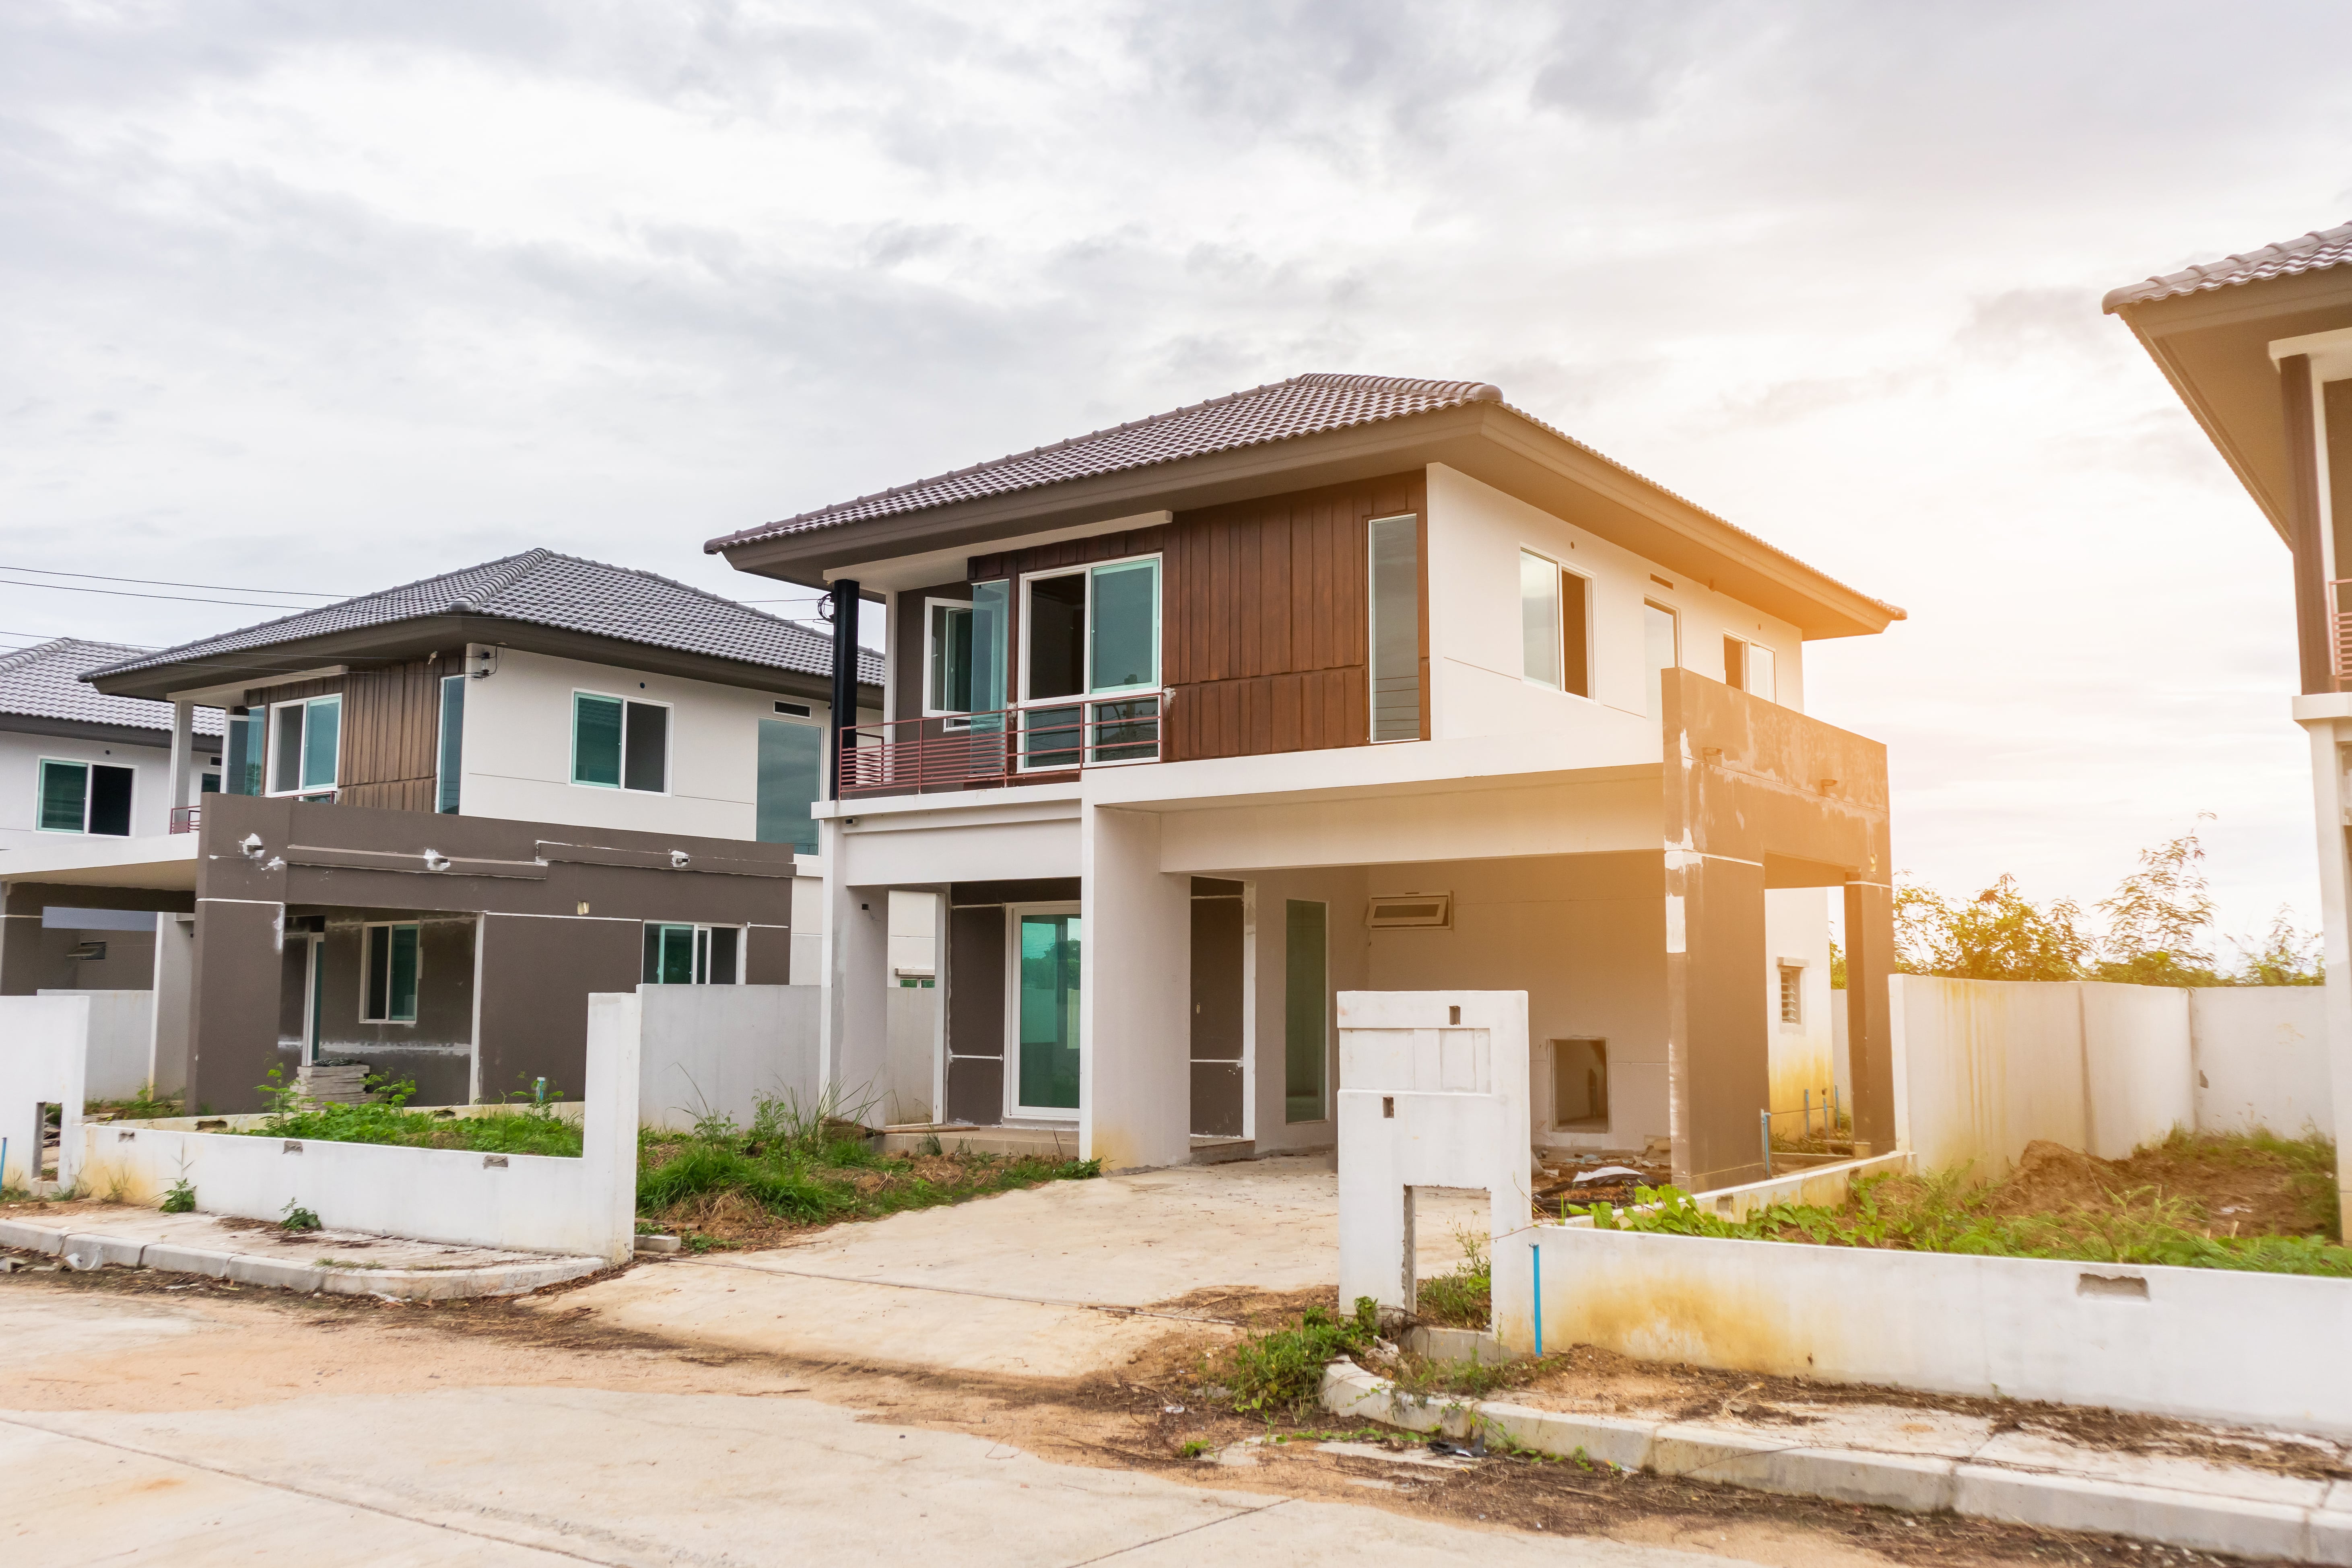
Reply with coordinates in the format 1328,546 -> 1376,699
1885,977 -> 2331,1175
1498,1222 -> 2352,1438
0,995 -> 87,1191
35,989 -> 155,1101
637,983 -> 820,1133
76,992 -> 641,1263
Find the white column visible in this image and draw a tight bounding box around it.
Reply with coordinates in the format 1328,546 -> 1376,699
166,699 -> 196,818
2292,694 -> 2352,1238
1078,803 -> 1191,1171
819,817 -> 891,1118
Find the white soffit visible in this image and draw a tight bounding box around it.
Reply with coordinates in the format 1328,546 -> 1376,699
827,512 -> 1175,592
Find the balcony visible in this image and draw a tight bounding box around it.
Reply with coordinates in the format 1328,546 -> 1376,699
169,806 -> 201,834
839,695 -> 1164,799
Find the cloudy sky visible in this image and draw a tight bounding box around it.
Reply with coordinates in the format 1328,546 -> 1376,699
4,2 -> 2348,946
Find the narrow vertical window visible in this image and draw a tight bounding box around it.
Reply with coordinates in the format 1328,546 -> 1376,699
1723,635 -> 1747,692
1520,551 -> 1561,688
756,719 -> 823,853
622,701 -> 667,792
1284,899 -> 1328,1123
928,602 -> 975,713
1088,559 -> 1160,693
1747,644 -> 1776,705
362,923 -> 421,1023
87,765 -> 132,835
1560,570 -> 1591,698
573,694 -> 623,786
1368,514 -> 1420,742
708,926 -> 739,985
436,675 -> 466,814
301,696 -> 340,793
225,711 -> 264,795
272,703 -> 306,792
968,579 -> 1010,715
1643,602 -> 1678,719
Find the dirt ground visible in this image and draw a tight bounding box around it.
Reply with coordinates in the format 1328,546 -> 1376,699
0,1256 -> 2274,1568
1990,1139 -> 2337,1240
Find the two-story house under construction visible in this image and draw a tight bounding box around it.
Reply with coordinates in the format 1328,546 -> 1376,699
4,550 -> 879,1111
708,373 -> 1905,1187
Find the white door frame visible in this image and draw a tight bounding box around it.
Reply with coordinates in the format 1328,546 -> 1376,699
1003,900 -> 1082,1123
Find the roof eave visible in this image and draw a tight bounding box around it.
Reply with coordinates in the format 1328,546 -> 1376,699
715,404 -> 1901,639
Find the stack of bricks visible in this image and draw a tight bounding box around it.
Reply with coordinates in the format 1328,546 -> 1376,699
296,1062 -> 371,1106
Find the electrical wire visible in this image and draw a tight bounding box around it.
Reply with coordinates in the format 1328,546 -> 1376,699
0,577 -> 347,610
0,565 -> 348,597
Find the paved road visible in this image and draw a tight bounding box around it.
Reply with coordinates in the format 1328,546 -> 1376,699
0,1284 -> 1752,1568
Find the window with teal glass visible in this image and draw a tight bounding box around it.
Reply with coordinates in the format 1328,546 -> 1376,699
362,923 -> 420,1023
573,692 -> 668,791
225,712 -> 264,795
436,675 -> 465,814
268,695 -> 340,796
756,719 -> 822,853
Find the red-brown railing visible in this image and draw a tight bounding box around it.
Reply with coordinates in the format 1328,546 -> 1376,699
168,805 -> 201,834
2336,579 -> 2352,683
839,694 -> 1164,799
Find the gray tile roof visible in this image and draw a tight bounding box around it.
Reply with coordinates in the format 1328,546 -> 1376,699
87,549 -> 883,687
708,373 -> 1508,550
2104,220 -> 2352,310
0,639 -> 223,736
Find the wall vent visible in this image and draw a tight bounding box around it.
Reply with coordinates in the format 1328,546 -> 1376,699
1366,893 -> 1451,929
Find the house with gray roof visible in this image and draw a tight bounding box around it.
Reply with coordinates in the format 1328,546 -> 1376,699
2105,218 -> 2352,1235
5,549 -> 880,1114
704,371 -> 1907,1190
0,637 -> 224,854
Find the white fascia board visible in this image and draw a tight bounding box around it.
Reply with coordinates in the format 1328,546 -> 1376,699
166,666 -> 350,708
825,513 -> 1174,593
1081,732 -> 1658,813
2268,325 -> 2352,379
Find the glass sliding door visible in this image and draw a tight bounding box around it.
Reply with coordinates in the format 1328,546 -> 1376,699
1011,908 -> 1081,1116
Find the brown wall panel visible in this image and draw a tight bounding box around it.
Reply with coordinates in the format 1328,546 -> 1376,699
190,896 -> 289,1117
245,655 -> 459,806
946,905 -> 1004,1061
946,1056 -> 1004,1125
474,912 -> 644,1107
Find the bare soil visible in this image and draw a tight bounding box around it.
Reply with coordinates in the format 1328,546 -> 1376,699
0,1261 -> 2260,1568
1532,1156 -> 1674,1210
1992,1139 -> 2336,1240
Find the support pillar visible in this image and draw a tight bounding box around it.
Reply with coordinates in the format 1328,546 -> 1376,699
1842,876 -> 1897,1156
2293,698 -> 2352,1238
1078,804 -> 1190,1172
819,818 -> 890,1117
1663,849 -> 1770,1191
167,699 -> 197,821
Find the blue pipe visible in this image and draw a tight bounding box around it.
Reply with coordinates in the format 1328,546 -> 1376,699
1532,1242 -> 1544,1358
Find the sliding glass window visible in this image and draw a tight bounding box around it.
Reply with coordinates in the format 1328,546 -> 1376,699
361,923 -> 420,1023
1020,558 -> 1161,768
1368,515 -> 1420,742
572,693 -> 669,792
36,759 -> 133,836
268,695 -> 340,798
224,711 -> 264,795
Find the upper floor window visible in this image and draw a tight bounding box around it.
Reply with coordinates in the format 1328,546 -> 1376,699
1724,635 -> 1777,705
928,598 -> 975,714
1368,514 -> 1420,742
572,692 -> 668,793
1022,557 -> 1160,701
1643,602 -> 1678,719
643,921 -> 740,984
756,716 -> 822,853
435,675 -> 466,814
37,758 -> 132,836
268,694 -> 340,799
1519,551 -> 1592,699
224,711 -> 263,795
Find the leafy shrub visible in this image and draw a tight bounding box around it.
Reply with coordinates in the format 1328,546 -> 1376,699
1223,1296 -> 1382,1415
1414,1232 -> 1491,1328
160,1177 -> 196,1214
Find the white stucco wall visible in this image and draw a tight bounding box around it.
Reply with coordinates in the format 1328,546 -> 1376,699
0,729 -> 208,851
2190,986 -> 2332,1137
0,993 -> 87,1191
1363,853 -> 1669,1155
454,646 -> 833,843
1423,464 -> 1806,750
34,989 -> 155,1101
637,983 -> 821,1133
1764,887 -> 1836,1118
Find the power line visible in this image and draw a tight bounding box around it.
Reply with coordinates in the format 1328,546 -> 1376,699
0,577 -> 338,610
0,565 -> 348,598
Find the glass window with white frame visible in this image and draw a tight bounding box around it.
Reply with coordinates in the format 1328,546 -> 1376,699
36,758 -> 134,835
572,692 -> 669,792
361,922 -> 421,1023
1018,556 -> 1161,769
1724,635 -> 1776,705
1368,514 -> 1420,741
641,922 -> 741,985
268,694 -> 341,798
436,674 -> 465,814
1519,551 -> 1593,700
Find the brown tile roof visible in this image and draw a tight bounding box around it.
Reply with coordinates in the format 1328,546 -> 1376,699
87,549 -> 883,687
707,373 -> 1505,551
2104,220 -> 2352,311
0,638 -> 223,735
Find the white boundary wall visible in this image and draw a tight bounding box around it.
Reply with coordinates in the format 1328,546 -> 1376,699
1887,977 -> 2330,1175
637,983 -> 820,1133
76,992 -> 640,1263
35,989 -> 155,1101
1498,1223 -> 2352,1438
0,995 -> 86,1191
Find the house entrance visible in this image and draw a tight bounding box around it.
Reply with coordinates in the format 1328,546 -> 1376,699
1009,905 -> 1080,1118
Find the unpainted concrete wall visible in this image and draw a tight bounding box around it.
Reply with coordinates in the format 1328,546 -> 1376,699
0,993 -> 87,1190
34,989 -> 153,1100
637,983 -> 820,1133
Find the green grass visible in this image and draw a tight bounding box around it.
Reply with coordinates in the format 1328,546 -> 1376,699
237,1067 -> 583,1157
1219,1297 -> 1382,1415
634,1088 -> 1100,1238
1413,1232 -> 1492,1329
1581,1156 -> 2352,1277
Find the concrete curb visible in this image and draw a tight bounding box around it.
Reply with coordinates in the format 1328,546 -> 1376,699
0,1217 -> 606,1300
1322,1361 -> 2352,1564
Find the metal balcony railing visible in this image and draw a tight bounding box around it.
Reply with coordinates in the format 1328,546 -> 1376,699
168,805 -> 201,834
838,694 -> 1164,799
2335,579 -> 2352,683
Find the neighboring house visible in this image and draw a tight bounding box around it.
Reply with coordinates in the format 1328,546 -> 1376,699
1,549 -> 880,1111
0,638 -> 223,999
2105,221 -> 2352,1234
706,373 -> 1906,1185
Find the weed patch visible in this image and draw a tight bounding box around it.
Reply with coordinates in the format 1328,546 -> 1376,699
240,1069 -> 582,1158
1414,1232 -> 1491,1329
1213,1296 -> 1382,1416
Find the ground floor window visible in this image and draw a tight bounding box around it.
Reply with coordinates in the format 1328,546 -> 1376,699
1284,899 -> 1327,1123
361,922 -> 421,1023
1552,1037 -> 1608,1130
37,758 -> 133,836
643,923 -> 741,985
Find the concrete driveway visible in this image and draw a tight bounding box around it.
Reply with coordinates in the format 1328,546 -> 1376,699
557,1153 -> 1490,1378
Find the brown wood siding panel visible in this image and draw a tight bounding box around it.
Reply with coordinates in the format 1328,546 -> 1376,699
1161,471 -> 1421,764
341,659 -> 445,795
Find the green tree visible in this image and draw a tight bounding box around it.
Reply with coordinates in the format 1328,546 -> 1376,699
2091,822 -> 2220,985
1894,873 -> 2092,981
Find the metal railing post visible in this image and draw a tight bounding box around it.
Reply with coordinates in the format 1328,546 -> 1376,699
1760,1107 -> 1772,1179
